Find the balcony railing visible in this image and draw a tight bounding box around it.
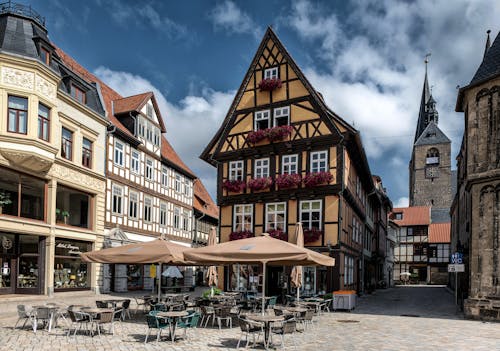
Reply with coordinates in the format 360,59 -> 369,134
0,1 -> 45,27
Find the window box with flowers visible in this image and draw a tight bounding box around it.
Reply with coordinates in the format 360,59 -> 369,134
258,78 -> 282,92
222,179 -> 246,193
304,228 -> 323,244
246,125 -> 294,145
229,230 -> 254,241
246,129 -> 267,144
303,171 -> 333,187
247,177 -> 273,191
268,229 -> 288,241
275,173 -> 302,190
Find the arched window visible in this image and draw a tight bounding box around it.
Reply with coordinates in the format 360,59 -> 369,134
426,148 -> 439,165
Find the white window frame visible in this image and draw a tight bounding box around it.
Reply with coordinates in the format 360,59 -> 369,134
282,154 -> 298,174
145,158 -> 154,180
254,110 -> 270,131
114,140 -> 124,167
161,166 -> 168,187
273,106 -> 290,127
131,150 -> 140,174
174,207 -> 180,229
138,117 -> 145,137
112,184 -> 123,215
310,150 -> 328,173
265,202 -> 286,231
264,67 -> 278,79
144,197 -> 152,223
254,158 -> 269,179
160,202 -> 167,226
229,161 -> 244,181
300,200 -> 322,230
175,174 -> 182,193
182,209 -> 189,231
233,204 -> 253,232
146,103 -> 153,118
183,178 -> 191,196
129,191 -> 138,219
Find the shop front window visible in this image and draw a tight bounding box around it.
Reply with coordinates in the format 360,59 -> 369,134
0,234 -> 15,289
302,266 -> 316,296
229,264 -> 259,291
56,184 -> 92,228
54,239 -> 90,290
127,264 -> 143,290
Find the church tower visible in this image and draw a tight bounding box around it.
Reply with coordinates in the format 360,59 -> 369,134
409,58 -> 452,208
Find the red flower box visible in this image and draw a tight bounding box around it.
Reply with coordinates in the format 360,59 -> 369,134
247,177 -> 273,191
267,125 -> 293,142
223,179 -> 246,193
268,229 -> 288,241
258,78 -> 282,91
303,171 -> 333,187
275,173 -> 302,189
229,230 -> 254,241
246,129 -> 267,144
304,228 -> 323,244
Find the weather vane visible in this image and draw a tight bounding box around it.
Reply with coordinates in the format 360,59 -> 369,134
425,53 -> 431,73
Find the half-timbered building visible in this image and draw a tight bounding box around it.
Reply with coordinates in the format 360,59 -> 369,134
201,27 -> 386,295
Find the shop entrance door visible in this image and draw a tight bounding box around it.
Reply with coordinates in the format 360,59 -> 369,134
0,256 -> 15,294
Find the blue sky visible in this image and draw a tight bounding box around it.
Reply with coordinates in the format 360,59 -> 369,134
29,0 -> 499,206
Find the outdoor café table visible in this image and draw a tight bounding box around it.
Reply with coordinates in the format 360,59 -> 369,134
31,305 -> 58,333
246,313 -> 284,349
156,310 -> 188,343
295,301 -> 321,312
274,305 -> 307,317
100,299 -> 126,308
80,307 -> 114,336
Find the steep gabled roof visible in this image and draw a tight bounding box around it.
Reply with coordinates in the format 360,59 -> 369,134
193,180 -> 218,220
391,206 -> 431,226
160,136 -> 196,179
428,223 -> 450,243
200,26 -> 352,165
114,92 -> 166,133
414,122 -> 450,146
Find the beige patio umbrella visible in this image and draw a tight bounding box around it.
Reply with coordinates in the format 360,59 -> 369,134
290,222 -> 304,302
206,227 -> 218,296
184,233 -> 335,314
81,238 -> 193,300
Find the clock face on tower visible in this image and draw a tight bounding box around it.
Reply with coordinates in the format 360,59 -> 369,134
425,166 -> 439,179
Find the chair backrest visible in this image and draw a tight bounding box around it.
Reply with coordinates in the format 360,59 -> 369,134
122,299 -> 131,309
238,318 -> 250,332
146,314 -> 159,329
96,301 -> 108,308
67,309 -> 78,323
17,305 -> 28,318
153,303 -> 166,311
35,307 -> 51,319
268,296 -> 278,307
274,308 -> 283,316
282,319 -> 296,334
113,308 -> 123,321
304,310 -> 314,321
98,311 -> 113,324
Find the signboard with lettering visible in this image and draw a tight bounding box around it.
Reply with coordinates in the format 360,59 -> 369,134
448,264 -> 465,273
450,252 -> 463,264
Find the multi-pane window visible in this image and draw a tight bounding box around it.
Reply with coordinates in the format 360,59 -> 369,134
112,184 -> 123,214
182,210 -> 189,231
144,197 -> 152,222
61,127 -> 73,160
138,118 -> 145,137
254,110 -> 270,130
184,178 -> 191,196
154,130 -> 160,146
174,207 -> 180,229
8,96 -> 28,134
233,204 -> 253,232
114,141 -> 124,166
38,103 -> 50,141
40,47 -> 50,64
70,84 -> 85,104
229,161 -> 244,181
160,203 -> 167,226
146,124 -> 153,142
129,191 -> 138,219
131,150 -> 140,174
310,151 -> 328,173
264,67 -> 278,79
300,200 -> 322,230
161,166 -> 168,187
82,138 -> 92,168
274,106 -> 289,127
266,203 -> 286,231
145,158 -> 154,180
175,174 -> 181,193
254,158 -> 269,178
146,103 -> 153,118
282,154 -> 298,174
344,256 -> 354,285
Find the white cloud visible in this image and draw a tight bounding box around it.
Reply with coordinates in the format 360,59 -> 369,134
93,67 -> 234,201
209,1 -> 262,39
394,197 -> 409,208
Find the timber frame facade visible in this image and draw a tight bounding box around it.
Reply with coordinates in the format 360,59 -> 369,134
201,27 -> 389,294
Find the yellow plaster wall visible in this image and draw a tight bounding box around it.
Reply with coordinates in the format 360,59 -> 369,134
288,80 -> 308,99
220,226 -> 232,243
288,66 -> 297,80
230,113 -> 252,134
324,223 -> 339,246
291,105 -> 317,122
238,91 -> 254,110
256,90 -> 270,106
220,206 -> 232,226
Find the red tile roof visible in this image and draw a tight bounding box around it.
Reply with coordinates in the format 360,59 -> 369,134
429,223 -> 451,243
391,206 -> 431,226
160,136 -> 195,178
193,180 -> 218,220
113,92 -> 151,115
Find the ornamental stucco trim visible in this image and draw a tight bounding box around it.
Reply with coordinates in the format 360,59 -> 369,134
1,66 -> 34,90
49,164 -> 106,193
35,74 -> 56,99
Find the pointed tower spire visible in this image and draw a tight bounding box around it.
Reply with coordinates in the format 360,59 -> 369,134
414,53 -> 433,142
484,30 -> 491,58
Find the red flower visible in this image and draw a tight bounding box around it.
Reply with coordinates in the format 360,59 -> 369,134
247,177 -> 273,191
246,129 -> 267,144
229,230 -> 254,241
266,125 -> 293,142
303,171 -> 333,187
275,173 -> 302,189
303,228 -> 323,244
223,179 -> 246,193
258,78 -> 282,91
268,229 -> 288,241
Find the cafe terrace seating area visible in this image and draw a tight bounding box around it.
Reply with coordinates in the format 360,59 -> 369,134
7,290 -> 338,350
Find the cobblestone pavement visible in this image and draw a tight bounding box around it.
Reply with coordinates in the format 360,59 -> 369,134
0,286 -> 499,351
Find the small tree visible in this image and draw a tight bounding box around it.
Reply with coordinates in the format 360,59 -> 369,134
0,191 -> 12,214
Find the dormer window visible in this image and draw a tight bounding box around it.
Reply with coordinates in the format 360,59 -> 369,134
70,84 -> 86,104
264,67 -> 278,79
394,212 -> 403,220
274,106 -> 289,127
254,110 -> 270,130
40,47 -> 50,65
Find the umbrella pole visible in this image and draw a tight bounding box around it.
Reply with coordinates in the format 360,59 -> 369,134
157,263 -> 162,301
262,262 -> 266,315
